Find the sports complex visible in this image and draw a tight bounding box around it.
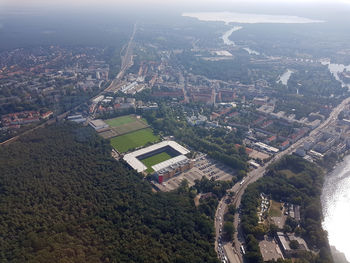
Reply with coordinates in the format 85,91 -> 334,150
90,115 -> 194,182
123,141 -> 193,182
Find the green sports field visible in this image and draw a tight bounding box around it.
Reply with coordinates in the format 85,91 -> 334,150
102,115 -> 149,139
141,152 -> 173,173
105,115 -> 136,127
110,128 -> 160,153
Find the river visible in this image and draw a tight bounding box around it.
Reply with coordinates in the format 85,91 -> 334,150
222,26 -> 242,46
322,155 -> 350,262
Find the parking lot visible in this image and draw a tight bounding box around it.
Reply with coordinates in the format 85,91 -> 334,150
154,155 -> 236,192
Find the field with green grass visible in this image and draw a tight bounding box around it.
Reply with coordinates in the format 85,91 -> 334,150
110,128 -> 159,153
104,115 -> 149,138
105,115 -> 136,127
141,152 -> 173,173
268,200 -> 283,217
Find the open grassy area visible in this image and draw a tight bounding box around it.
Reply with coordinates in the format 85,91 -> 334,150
105,115 -> 136,127
104,115 -> 149,138
110,128 -> 160,153
269,200 -> 283,217
141,152 -> 173,173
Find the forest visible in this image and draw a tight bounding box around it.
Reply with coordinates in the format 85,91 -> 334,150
0,123 -> 219,263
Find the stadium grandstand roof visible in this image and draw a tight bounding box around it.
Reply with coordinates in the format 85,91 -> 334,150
152,155 -> 188,172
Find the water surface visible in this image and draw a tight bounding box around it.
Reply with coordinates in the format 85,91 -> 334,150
322,155 -> 350,262
222,26 -> 242,46
182,12 -> 325,24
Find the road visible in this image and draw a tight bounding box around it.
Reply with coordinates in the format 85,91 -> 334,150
1,23 -> 138,147
214,96 -> 350,263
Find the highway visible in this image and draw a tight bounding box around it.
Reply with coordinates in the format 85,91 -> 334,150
214,96 -> 350,263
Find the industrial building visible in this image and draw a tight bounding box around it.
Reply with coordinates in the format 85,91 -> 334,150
123,141 -> 192,182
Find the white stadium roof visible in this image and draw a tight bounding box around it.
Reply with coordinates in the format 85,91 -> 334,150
152,155 -> 188,172
123,140 -> 190,173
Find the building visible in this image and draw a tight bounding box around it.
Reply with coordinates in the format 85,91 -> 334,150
67,114 -> 86,123
187,115 -> 207,126
276,232 -> 309,258
41,111 -> 53,119
121,82 -> 138,93
89,119 -> 109,131
254,142 -> 279,154
248,160 -> 260,169
280,140 -> 290,150
154,155 -> 193,183
294,147 -> 306,157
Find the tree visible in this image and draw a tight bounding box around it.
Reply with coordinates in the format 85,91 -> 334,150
223,222 -> 235,240
268,224 -> 279,237
228,204 -> 236,215
290,240 -> 299,250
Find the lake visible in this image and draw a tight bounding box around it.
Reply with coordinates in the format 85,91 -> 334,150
182,11 -> 324,24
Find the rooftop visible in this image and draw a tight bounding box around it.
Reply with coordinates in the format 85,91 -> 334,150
89,119 -> 108,128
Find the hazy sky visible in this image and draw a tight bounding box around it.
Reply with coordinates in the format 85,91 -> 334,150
1,0 -> 350,19
2,0 -> 350,8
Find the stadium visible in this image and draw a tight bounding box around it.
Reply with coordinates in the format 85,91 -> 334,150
123,141 -> 193,182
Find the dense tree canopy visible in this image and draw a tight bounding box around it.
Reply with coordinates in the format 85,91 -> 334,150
0,123 -> 219,263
